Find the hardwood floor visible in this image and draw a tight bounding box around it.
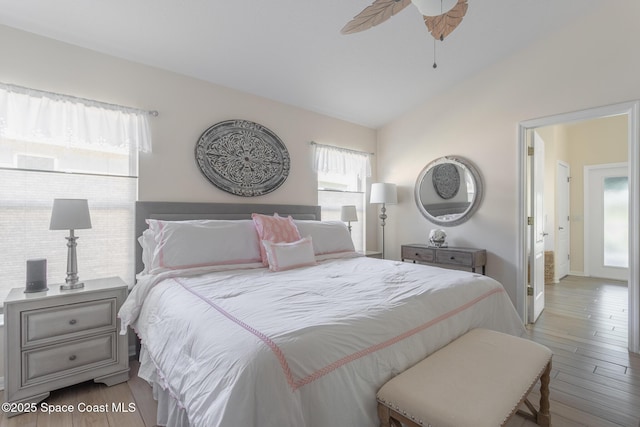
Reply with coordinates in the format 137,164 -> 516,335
508,276 -> 640,427
0,362 -> 158,427
2,275 -> 639,426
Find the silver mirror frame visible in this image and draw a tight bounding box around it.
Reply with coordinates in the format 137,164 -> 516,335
414,156 -> 483,226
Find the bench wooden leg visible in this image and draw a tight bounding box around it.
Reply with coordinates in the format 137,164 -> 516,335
377,403 -> 391,427
377,403 -> 409,427
537,360 -> 551,427
515,359 -> 552,427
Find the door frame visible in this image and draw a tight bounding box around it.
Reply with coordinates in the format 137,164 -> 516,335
528,131 -> 546,323
556,160 -> 570,281
516,100 -> 640,354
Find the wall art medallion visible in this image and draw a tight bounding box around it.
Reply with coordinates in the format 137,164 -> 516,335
432,163 -> 460,200
195,120 -> 290,197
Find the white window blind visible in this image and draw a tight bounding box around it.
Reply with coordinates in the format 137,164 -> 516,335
313,143 -> 370,252
0,84 -> 151,304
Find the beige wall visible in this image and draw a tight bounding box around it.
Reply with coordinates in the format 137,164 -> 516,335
376,1 -> 640,305
0,24 -> 378,245
565,115 -> 629,273
0,24 -> 382,383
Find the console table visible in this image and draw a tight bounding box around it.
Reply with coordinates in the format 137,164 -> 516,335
401,244 -> 486,275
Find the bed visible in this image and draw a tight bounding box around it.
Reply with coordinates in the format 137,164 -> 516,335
119,201 -> 525,427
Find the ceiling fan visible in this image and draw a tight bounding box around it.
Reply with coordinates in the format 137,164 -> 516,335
341,0 -> 469,67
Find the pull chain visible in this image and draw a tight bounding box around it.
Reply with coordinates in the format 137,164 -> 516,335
433,37 -> 437,69
432,0 -> 444,69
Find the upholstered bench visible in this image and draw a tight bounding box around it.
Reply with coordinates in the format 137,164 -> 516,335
377,328 -> 552,427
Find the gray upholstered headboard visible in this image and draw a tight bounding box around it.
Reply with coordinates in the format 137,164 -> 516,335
134,201 -> 322,277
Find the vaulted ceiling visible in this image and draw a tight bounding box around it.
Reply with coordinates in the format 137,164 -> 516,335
0,0 -> 601,128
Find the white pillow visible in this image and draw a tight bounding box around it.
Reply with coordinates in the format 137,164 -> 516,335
138,228 -> 157,274
147,219 -> 262,273
294,220 -> 356,255
262,237 -> 317,272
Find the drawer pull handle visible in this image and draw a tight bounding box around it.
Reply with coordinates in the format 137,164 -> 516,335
69,355 -> 77,361
69,319 -> 77,325
415,253 -> 420,256
450,256 -> 456,260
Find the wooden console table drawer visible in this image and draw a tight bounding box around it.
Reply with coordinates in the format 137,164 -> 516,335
401,245 -> 435,263
401,244 -> 486,275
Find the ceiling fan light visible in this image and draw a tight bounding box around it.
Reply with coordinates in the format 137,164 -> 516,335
411,0 -> 457,16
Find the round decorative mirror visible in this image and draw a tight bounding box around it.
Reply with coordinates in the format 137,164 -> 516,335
414,156 -> 483,226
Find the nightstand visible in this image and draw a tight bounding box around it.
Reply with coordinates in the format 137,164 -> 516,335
401,244 -> 487,274
3,276 -> 130,415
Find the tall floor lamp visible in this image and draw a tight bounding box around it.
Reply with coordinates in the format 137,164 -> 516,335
370,183 -> 397,259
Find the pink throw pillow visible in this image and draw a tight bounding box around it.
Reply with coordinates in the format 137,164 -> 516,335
262,237 -> 317,272
252,213 -> 302,265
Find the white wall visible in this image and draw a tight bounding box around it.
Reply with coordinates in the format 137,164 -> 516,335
376,1 -> 640,306
0,23 -> 377,212
0,24 -> 378,382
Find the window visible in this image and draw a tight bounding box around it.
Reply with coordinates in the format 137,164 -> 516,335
313,143 -> 370,252
0,83 -> 151,304
603,176 -> 628,268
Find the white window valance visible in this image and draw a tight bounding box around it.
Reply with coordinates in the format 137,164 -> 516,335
312,142 -> 371,178
0,83 -> 153,153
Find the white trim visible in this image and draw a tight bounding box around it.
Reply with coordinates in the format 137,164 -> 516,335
569,270 -> 588,277
517,100 -> 640,354
555,160 -> 571,283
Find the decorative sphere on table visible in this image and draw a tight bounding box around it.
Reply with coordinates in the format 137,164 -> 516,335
428,229 -> 447,247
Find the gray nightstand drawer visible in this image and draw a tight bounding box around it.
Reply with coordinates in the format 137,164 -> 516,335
435,250 -> 473,267
401,246 -> 434,263
22,298 -> 116,347
4,277 -> 129,413
22,333 -> 116,385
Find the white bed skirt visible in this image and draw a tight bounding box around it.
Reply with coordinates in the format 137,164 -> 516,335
138,346 -> 190,427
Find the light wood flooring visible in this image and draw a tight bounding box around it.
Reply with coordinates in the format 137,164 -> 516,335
2,275 -> 639,426
508,276 -> 640,427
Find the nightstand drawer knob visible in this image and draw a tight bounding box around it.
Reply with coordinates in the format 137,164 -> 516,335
450,256 -> 456,260
69,319 -> 77,325
69,355 -> 77,361
415,253 -> 419,256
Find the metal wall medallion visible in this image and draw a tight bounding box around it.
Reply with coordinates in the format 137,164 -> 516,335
195,120 -> 290,197
432,163 -> 460,199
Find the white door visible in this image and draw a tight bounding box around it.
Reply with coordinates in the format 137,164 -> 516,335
529,133 -> 545,323
556,162 -> 570,280
585,164 -> 629,281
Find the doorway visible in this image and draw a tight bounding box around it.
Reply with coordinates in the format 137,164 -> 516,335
517,101 -> 640,354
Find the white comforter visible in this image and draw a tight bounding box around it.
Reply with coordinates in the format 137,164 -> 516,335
120,255 -> 525,427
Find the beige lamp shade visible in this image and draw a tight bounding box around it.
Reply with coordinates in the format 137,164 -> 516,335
340,205 -> 358,222
370,183 -> 397,205
49,199 -> 92,230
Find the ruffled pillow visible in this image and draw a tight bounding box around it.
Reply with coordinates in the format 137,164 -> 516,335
262,237 -> 317,272
252,213 -> 302,265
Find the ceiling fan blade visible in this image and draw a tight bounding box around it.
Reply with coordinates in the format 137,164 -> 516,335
423,0 -> 468,40
341,0 -> 412,35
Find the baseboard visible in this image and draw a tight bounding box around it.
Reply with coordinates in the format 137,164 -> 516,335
569,271 -> 587,277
